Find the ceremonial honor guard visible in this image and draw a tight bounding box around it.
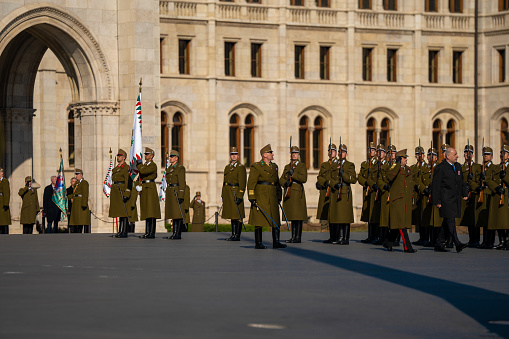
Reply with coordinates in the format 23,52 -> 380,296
68,169 -> 91,233
137,147 -> 161,239
248,144 -> 284,249
474,147 -> 493,249
411,146 -> 427,245
190,191 -> 206,232
280,146 -> 307,243
359,142 -> 381,243
328,144 -> 357,245
460,145 -> 481,246
0,168 -> 11,234
127,177 -> 139,233
375,144 -> 389,245
221,147 -> 246,241
485,145 -> 509,250
420,148 -> 442,247
109,149 -> 131,238
316,143 -> 338,243
164,150 -> 186,240
19,176 -> 40,234
383,150 -> 417,253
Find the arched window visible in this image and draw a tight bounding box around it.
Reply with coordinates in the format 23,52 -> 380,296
367,118 -> 376,145
380,118 -> 390,147
502,118 -> 509,148
172,112 -> 183,163
229,114 -> 240,150
313,117 -> 323,169
299,116 -> 309,168
446,120 -> 455,149
161,112 -> 169,167
432,119 -> 443,159
244,115 -> 255,167
68,111 -> 75,167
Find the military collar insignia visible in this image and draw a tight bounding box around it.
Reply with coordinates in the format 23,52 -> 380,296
486,161 -> 492,167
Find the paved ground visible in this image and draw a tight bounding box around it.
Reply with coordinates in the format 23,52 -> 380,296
1,231 -> 508,339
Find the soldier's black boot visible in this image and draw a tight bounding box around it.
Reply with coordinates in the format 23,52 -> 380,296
293,221 -> 302,243
480,230 -> 495,249
145,218 -> 156,239
361,223 -> 373,243
170,219 -> 181,240
118,218 -> 128,238
285,221 -> 297,243
226,220 -> 236,241
128,223 -> 135,233
272,227 -> 287,249
333,225 -> 344,244
495,230 -> 507,250
139,220 -> 150,238
371,224 -> 380,244
114,219 -> 122,238
323,223 -> 335,243
341,224 -> 350,245
424,228 -> 435,247
477,226 -> 488,248
255,227 -> 266,249
373,228 -> 386,245
232,221 -> 242,241
393,231 -> 401,247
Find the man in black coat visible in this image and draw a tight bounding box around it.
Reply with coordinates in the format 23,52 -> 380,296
431,147 -> 469,253
43,176 -> 61,233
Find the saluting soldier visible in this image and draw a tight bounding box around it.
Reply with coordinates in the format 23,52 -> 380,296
279,146 -> 307,244
473,147 -> 494,249
359,142 -> 380,243
136,147 -> 161,239
328,144 -> 357,245
164,150 -> 186,240
420,148 -> 442,247
190,191 -> 206,232
383,150 -> 417,253
375,144 -> 390,245
109,149 -> 131,238
317,143 -> 338,243
0,168 -> 11,234
485,145 -> 509,250
248,144 -> 284,249
68,169 -> 90,233
411,146 -> 427,245
459,144 -> 481,247
222,147 -> 247,242
19,176 -> 40,234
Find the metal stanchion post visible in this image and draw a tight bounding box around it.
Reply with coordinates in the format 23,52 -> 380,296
215,211 -> 219,232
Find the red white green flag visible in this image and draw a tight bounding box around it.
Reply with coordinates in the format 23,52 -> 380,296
129,92 -> 143,180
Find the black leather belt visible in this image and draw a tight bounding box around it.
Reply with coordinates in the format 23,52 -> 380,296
224,183 -> 239,186
113,181 -> 125,185
292,180 -> 303,185
257,181 -> 274,186
74,194 -> 82,197
168,183 -> 178,187
142,180 -> 155,184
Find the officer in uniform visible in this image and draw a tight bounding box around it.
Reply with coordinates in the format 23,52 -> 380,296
164,150 -> 186,240
375,144 -> 389,245
248,144 -> 284,249
485,145 -> 509,250
316,143 -> 338,243
280,146 -> 307,243
109,149 -> 131,238
190,191 -> 206,232
328,144 -> 357,245
460,144 -> 481,246
411,146 -> 427,245
19,176 -> 40,234
68,169 -> 90,233
383,150 -> 417,253
359,142 -> 381,244
221,147 -> 247,241
420,148 -> 442,247
0,168 -> 11,234
136,147 -> 161,239
474,147 -> 493,248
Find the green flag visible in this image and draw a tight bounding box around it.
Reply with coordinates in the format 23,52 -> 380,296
52,158 -> 68,220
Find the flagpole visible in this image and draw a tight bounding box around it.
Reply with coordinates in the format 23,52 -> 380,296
110,148 -> 115,234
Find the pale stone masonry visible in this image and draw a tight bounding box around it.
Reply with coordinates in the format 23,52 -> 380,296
0,0 -> 508,232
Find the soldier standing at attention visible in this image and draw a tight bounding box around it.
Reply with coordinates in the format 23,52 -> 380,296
280,146 -> 307,244
68,169 -> 90,233
420,148 -> 442,247
19,176 -> 40,234
110,149 -> 131,238
383,150 -> 417,253
328,144 -> 357,245
0,168 -> 11,234
316,143 -> 338,243
411,147 -> 427,245
190,191 -> 206,232
136,147 -> 161,239
474,147 -> 494,249
375,144 -> 389,245
248,144 -> 284,249
359,142 -> 380,244
221,147 -> 246,242
164,150 -> 186,240
460,145 -> 481,247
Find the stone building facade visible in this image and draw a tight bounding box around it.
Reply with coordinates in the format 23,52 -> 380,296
0,0 -> 508,232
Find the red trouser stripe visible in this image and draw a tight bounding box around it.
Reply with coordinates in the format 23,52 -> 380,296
399,229 -> 408,251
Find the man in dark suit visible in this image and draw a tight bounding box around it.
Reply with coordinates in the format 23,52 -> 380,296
432,147 -> 469,253
43,176 -> 61,233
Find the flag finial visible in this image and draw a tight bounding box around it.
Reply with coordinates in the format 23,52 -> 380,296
139,78 -> 143,92
59,148 -> 62,159
109,147 -> 112,159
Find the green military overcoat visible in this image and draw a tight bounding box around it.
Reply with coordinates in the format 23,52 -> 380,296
68,179 -> 91,226
377,160 -> 391,228
248,161 -> 282,228
190,199 -> 206,224
316,159 -> 335,220
279,160 -> 307,221
18,186 -> 39,224
164,163 -> 186,220
386,164 -> 414,229
410,162 -> 424,226
471,162 -> 491,228
108,163 -> 131,218
358,158 -> 381,223
328,160 -> 357,224
485,162 -> 509,230
138,161 -> 161,220
128,178 -> 139,222
221,161 -> 246,220
184,185 -> 190,224
0,177 -> 11,225
419,163 -> 442,228
457,161 -> 478,227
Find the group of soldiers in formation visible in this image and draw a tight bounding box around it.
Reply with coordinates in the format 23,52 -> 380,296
0,140 -> 508,253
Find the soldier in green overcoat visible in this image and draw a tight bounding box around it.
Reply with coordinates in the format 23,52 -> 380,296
136,147 -> 161,239
485,145 -> 509,250
316,143 -> 338,243
0,168 -> 11,234
411,146 -> 426,245
19,176 -> 40,234
280,146 -> 307,243
375,144 -> 390,245
190,191 -> 206,232
383,150 -> 417,253
248,144 -> 284,249
164,149 -> 186,240
109,149 -> 132,238
358,142 -> 381,244
184,184 -> 190,230
420,148 -> 442,247
472,147 -> 494,248
68,169 -> 91,233
222,147 -> 247,241
328,144 -> 357,245
127,177 -> 139,233
458,145 -> 480,246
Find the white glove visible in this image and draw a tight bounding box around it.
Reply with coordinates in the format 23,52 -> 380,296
135,186 -> 142,192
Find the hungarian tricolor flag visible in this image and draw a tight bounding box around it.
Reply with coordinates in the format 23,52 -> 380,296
159,158 -> 170,201
53,158 -> 68,220
129,91 -> 143,180
103,157 -> 113,197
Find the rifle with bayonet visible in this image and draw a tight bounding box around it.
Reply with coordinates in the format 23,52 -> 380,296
338,136 -> 343,200
467,139 -> 473,201
285,136 -> 293,199
427,140 -> 434,205
326,137 -> 332,198
479,137 -> 485,203
417,138 -> 423,202
501,149 -> 505,206
375,139 -> 381,201
365,136 -> 371,197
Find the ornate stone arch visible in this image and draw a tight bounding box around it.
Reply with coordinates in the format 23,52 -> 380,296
431,108 -> 464,151
227,103 -> 262,167
490,107 -> 509,149
160,100 -> 192,166
297,106 -> 331,169
365,107 -> 399,147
